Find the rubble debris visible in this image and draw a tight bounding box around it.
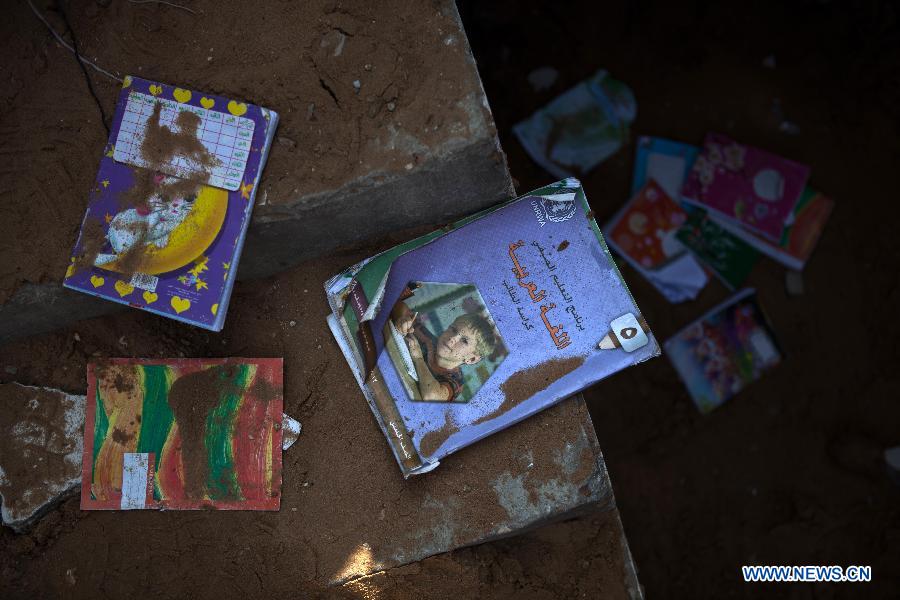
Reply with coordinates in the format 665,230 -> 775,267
785,270 -> 804,296
0,383 -> 85,532
526,66 -> 559,91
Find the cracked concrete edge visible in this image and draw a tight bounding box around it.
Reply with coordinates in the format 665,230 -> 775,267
240,133 -> 513,280
243,0 -> 513,277
0,5 -> 514,344
0,285 -> 125,344
333,395 -> 619,586
620,520 -> 645,600
0,131 -> 513,344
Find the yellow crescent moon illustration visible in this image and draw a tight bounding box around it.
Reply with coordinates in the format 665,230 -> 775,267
104,185 -> 228,275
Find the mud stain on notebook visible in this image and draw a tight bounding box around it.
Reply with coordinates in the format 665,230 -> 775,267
419,411 -> 458,457
473,356 -> 585,426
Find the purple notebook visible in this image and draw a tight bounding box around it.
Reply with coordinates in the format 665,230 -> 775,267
63,76 -> 279,331
326,179 -> 660,476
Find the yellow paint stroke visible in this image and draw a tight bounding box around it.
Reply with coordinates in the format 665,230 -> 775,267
155,368 -> 179,498
265,415 -> 274,498
92,365 -> 145,501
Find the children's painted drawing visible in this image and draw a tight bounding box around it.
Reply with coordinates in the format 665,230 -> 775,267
81,358 -> 284,510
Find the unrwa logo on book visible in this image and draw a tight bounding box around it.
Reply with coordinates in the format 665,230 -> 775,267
530,194 -> 577,227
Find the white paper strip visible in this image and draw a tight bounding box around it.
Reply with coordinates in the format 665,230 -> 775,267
120,452 -> 150,510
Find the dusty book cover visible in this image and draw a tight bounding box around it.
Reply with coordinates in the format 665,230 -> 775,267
63,76 -> 279,331
326,179 -> 659,476
81,358 -> 284,510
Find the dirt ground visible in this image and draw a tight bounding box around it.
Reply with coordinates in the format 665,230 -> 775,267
0,238 -> 638,600
2,0 -> 899,598
459,0 -> 900,597
0,0 -> 480,304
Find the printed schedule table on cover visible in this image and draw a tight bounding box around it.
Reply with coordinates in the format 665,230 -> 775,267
113,91 -> 255,191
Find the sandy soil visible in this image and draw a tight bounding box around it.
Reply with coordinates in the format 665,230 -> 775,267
0,0 -> 481,303
2,0 -> 899,598
0,236 -> 636,599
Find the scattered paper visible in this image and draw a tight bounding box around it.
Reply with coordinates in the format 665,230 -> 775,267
676,209 -> 759,289
281,413 -> 302,450
605,180 -> 708,302
514,70 -> 636,179
631,136 -> 699,199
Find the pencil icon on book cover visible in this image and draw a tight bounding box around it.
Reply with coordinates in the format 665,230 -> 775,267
598,312 -> 650,352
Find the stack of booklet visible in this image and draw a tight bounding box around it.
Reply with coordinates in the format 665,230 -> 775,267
326,179 -> 659,476
680,133 -> 833,271
623,135 -> 833,296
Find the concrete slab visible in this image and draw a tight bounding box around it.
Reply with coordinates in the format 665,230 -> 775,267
0,383 -> 85,532
0,250 -> 641,596
344,508 -> 644,599
0,0 -> 512,343
331,394 -> 614,585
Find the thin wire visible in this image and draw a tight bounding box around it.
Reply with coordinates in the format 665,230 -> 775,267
26,0 -> 123,83
55,0 -> 111,135
127,0 -> 198,15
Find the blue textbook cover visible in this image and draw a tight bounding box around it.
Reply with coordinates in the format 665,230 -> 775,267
326,179 -> 659,476
63,76 -> 278,331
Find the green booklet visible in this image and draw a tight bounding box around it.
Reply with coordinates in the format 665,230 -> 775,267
676,209 -> 759,289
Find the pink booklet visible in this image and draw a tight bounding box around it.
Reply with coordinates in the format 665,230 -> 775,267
682,133 -> 810,241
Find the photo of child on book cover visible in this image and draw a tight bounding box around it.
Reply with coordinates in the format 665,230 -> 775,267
384,282 -> 508,403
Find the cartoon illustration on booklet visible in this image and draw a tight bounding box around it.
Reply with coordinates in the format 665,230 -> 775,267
681,133 -> 810,241
604,180 -> 708,302
63,76 -> 279,331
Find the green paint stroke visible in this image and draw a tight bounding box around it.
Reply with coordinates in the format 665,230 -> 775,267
136,365 -> 175,499
90,388 -> 110,499
204,364 -> 251,500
